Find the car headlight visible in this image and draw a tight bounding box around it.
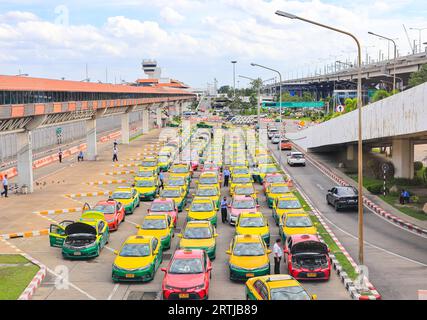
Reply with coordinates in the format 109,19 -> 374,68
107,219 -> 115,223
258,263 -> 270,270
229,263 -> 247,271
165,284 -> 179,290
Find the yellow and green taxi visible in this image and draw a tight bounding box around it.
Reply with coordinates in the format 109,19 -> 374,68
159,186 -> 187,212
169,163 -> 192,182
245,275 -> 317,300
134,176 -> 159,201
137,214 -> 174,250
193,185 -> 221,208
230,173 -> 254,195
272,196 -> 305,226
136,167 -> 157,178
233,183 -> 257,200
197,172 -> 220,190
112,235 -> 162,282
112,186 -> 140,214
49,211 -> 110,259
279,213 -> 317,242
254,164 -> 280,183
186,197 -> 218,226
157,155 -> 172,172
178,221 -> 218,260
166,175 -> 189,195
139,156 -> 159,173
265,183 -> 292,208
235,212 -> 270,246
227,234 -> 271,281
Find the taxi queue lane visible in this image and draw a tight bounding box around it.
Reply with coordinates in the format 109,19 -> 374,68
6,125 -> 349,300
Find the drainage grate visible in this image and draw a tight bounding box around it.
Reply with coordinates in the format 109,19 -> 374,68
127,291 -> 159,300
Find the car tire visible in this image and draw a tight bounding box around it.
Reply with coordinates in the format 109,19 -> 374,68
334,202 -> 340,212
326,196 -> 330,205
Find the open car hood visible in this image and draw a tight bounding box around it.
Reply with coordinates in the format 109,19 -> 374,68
291,240 -> 328,255
65,222 -> 97,236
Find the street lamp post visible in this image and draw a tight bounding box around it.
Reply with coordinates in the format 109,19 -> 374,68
275,10 -> 365,265
368,31 -> 397,92
250,63 -> 283,166
231,61 -> 237,98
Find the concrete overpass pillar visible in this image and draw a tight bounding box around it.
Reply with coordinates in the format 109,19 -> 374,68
392,139 -> 414,179
121,112 -> 130,144
346,144 -> 356,161
156,107 -> 162,128
17,130 -> 34,193
142,108 -> 149,133
86,118 -> 97,161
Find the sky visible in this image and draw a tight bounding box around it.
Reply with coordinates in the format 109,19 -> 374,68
0,0 -> 426,89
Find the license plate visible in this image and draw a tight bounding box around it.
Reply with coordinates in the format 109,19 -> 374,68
125,274 -> 135,278
246,273 -> 254,277
73,252 -> 81,256
307,273 -> 317,277
179,293 -> 189,299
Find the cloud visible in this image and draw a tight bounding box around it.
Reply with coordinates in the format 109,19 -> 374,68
160,7 -> 185,25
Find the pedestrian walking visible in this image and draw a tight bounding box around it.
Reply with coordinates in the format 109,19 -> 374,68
273,238 -> 283,274
223,167 -> 230,187
58,149 -> 63,163
1,174 -> 8,197
113,140 -> 118,148
112,146 -> 118,162
220,197 -> 228,223
159,171 -> 165,190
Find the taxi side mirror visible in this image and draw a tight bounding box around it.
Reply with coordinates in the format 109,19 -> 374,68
207,266 -> 213,272
154,249 -> 159,255
156,194 -> 160,198
135,224 -> 141,229
161,268 -> 167,272
177,234 -> 183,238
266,249 -> 272,254
214,234 -> 218,238
311,294 -> 318,300
113,250 -> 118,255
226,250 -> 232,255
283,249 -> 289,254
185,208 -> 189,211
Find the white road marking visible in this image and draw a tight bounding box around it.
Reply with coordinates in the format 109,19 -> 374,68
124,219 -> 139,226
316,183 -> 324,190
107,283 -> 120,300
104,245 -> 117,253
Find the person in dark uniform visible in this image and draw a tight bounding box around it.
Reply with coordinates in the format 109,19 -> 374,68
220,197 -> 228,223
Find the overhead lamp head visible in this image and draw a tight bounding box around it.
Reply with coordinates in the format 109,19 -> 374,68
275,10 -> 297,19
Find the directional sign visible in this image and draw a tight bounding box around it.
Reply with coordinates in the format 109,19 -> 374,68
336,105 -> 345,113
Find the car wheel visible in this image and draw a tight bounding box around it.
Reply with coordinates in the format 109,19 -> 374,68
326,196 -> 330,205
96,245 -> 100,257
334,202 -> 340,212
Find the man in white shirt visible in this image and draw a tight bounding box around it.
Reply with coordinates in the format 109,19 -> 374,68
1,174 -> 8,198
273,238 -> 283,274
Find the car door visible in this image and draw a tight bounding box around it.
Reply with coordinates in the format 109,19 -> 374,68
49,220 -> 74,247
152,237 -> 161,269
98,221 -> 107,248
327,187 -> 335,203
116,202 -> 124,223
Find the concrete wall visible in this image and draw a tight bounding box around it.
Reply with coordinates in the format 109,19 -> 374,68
287,82 -> 427,150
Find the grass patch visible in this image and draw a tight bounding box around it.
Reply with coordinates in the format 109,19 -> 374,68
0,254 -> 39,300
130,133 -> 143,142
379,194 -> 427,221
292,190 -> 358,280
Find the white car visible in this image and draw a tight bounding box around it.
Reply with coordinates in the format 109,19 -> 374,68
271,134 -> 281,144
287,152 -> 306,166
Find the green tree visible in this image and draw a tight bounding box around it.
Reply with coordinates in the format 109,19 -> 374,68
408,63 -> 427,87
371,89 -> 390,102
344,98 -> 357,112
218,85 -> 231,94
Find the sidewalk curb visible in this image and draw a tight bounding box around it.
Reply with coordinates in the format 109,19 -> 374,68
65,191 -> 112,198
0,229 -> 49,240
104,170 -> 136,176
18,253 -> 47,300
292,143 -> 427,237
270,149 -> 381,300
33,207 -> 82,215
84,179 -> 128,185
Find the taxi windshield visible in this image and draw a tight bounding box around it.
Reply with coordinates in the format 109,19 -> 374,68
140,161 -> 157,167
233,199 -> 255,209
135,180 -> 155,187
233,242 -> 264,256
120,244 -> 150,257
169,258 -> 203,274
93,204 -> 115,214
260,166 -> 278,173
200,177 -> 218,184
142,219 -> 167,230
286,216 -> 312,228
168,179 -> 184,186
233,177 -> 251,183
197,188 -> 217,196
270,186 -> 290,194
184,227 -> 212,239
278,200 -> 301,209
191,202 -> 213,212
239,217 -> 265,227
266,175 -> 285,183
171,167 -> 188,173
233,168 -> 249,174
112,192 -> 131,199
137,171 -> 154,177
151,202 -> 173,212
158,156 -> 169,162
270,286 -> 311,300
234,187 -> 254,194
161,189 -> 180,197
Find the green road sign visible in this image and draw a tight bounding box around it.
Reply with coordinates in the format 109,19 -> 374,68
56,127 -> 63,135
262,101 -> 324,108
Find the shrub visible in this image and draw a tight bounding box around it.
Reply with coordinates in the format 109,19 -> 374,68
414,161 -> 423,172
367,183 -> 385,194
